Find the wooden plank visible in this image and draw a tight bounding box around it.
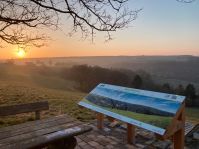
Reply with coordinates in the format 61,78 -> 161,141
0,101 -> 49,116
163,102 -> 185,139
1,125 -> 92,149
0,114 -> 71,133
0,121 -> 82,145
97,113 -> 104,129
0,117 -> 75,140
127,123 -> 135,144
173,104 -> 185,149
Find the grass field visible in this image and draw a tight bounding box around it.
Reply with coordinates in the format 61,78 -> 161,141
0,64 -> 198,128
0,80 -> 95,128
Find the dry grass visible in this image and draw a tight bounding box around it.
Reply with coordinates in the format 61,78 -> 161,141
0,80 -> 95,128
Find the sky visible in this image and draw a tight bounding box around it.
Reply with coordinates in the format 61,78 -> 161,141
0,0 -> 199,59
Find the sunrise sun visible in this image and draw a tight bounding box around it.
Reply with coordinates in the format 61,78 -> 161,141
16,48 -> 26,58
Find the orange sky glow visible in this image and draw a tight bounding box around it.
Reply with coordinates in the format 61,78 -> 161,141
0,1 -> 199,59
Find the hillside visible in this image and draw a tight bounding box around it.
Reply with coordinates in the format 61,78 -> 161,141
0,64 -> 95,127
0,63 -> 198,128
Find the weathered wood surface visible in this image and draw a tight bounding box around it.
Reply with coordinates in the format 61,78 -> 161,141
0,114 -> 92,149
0,101 -> 49,117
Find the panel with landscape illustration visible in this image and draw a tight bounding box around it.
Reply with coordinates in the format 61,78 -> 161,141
78,83 -> 185,135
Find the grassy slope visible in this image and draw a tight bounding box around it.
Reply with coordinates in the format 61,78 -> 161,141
0,80 -> 94,128
0,64 -> 198,128
186,108 -> 199,124
0,65 -> 77,91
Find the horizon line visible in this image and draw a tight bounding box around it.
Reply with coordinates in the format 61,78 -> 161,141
0,54 -> 198,60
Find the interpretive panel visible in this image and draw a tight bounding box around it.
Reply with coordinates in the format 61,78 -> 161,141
78,83 -> 185,135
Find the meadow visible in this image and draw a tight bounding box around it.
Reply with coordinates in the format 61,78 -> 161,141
0,63 -> 198,128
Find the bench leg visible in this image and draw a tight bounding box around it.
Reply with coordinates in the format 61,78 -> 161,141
49,137 -> 77,149
127,123 -> 136,144
97,113 -> 104,129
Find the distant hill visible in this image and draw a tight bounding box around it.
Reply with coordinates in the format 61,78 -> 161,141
6,55 -> 199,92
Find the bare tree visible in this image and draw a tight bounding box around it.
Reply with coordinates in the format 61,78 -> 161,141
0,0 -> 140,47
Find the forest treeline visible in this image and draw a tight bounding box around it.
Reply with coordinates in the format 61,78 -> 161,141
63,65 -> 199,107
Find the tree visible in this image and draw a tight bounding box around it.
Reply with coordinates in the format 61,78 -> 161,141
162,83 -> 172,93
0,0 -> 140,46
176,84 -> 185,95
185,84 -> 196,106
132,75 -> 143,89
0,0 -> 195,47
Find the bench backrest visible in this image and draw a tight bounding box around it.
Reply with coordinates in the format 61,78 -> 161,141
79,83 -> 185,135
0,101 -> 49,118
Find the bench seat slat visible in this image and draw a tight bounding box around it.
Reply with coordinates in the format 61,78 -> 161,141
0,121 -> 82,145
0,116 -> 75,140
0,125 -> 92,149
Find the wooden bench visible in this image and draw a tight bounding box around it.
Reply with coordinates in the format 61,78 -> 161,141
79,83 -> 186,149
0,101 -> 92,149
0,101 -> 49,120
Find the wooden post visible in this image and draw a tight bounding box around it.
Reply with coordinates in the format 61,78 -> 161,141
97,113 -> 104,129
35,111 -> 40,120
173,105 -> 185,149
127,123 -> 136,144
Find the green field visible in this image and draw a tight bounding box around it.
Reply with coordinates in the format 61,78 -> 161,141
82,99 -> 172,129
0,64 -> 198,128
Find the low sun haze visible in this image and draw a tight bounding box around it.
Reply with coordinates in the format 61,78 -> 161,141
0,0 -> 199,59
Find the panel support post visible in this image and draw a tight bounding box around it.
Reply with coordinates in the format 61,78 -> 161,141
127,123 -> 135,144
97,113 -> 104,129
173,104 -> 185,149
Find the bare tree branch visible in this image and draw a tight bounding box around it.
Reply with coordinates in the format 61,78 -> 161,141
0,0 -> 140,47
1,0 -> 193,47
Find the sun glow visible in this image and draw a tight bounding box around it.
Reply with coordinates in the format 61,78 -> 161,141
16,48 -> 26,58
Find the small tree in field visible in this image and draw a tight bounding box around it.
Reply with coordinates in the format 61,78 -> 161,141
185,84 -> 196,106
132,75 -> 143,89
